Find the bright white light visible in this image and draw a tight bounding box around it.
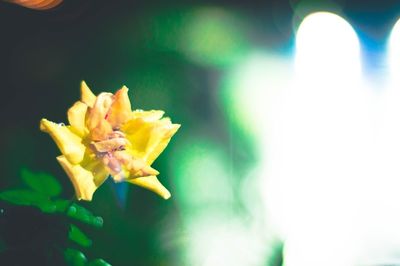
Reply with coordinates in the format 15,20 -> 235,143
186,216 -> 268,266
187,11 -> 400,266
360,16 -> 400,266
264,12 -> 373,266
260,11 -> 400,266
295,12 -> 361,80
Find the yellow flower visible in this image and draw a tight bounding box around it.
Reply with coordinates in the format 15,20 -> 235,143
40,81 -> 180,201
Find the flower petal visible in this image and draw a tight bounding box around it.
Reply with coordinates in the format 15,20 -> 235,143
40,119 -> 85,164
67,101 -> 88,137
80,81 -> 96,108
112,150 -> 159,178
57,155 -> 107,201
90,138 -> 128,153
86,92 -> 113,141
81,154 -> 110,186
129,159 -> 160,177
122,117 -> 180,165
145,120 -> 180,165
127,175 -> 171,199
107,86 -> 132,128
131,110 -> 164,121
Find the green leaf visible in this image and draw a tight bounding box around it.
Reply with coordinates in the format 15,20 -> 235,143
0,189 -> 40,205
53,199 -> 72,212
87,259 -> 112,266
0,189 -> 55,211
69,224 -> 92,247
64,248 -> 87,266
20,168 -> 61,197
67,203 -> 103,228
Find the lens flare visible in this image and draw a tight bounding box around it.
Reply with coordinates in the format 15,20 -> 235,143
6,0 -> 63,10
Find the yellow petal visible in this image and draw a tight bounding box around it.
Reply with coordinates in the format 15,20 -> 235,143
112,150 -> 159,178
57,155 -> 107,201
86,92 -> 113,141
122,117 -> 180,165
40,119 -> 85,164
123,111 -> 166,137
67,101 -> 88,137
131,110 -> 165,121
129,158 -> 160,177
127,175 -> 171,199
145,120 -> 180,165
80,81 -> 96,108
81,154 -> 110,186
107,86 -> 132,128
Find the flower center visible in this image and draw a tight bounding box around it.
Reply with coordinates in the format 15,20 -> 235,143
90,130 -> 129,176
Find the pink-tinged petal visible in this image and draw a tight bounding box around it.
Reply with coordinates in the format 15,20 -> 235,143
67,101 -> 88,137
86,92 -> 113,141
127,175 -> 171,199
107,86 -> 132,128
40,118 -> 85,164
80,81 -> 96,108
112,151 -> 159,178
57,155 -> 108,201
90,138 -> 128,153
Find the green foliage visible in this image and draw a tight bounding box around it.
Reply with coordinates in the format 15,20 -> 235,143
21,168 -> 62,197
87,259 -> 112,266
0,189 -> 52,211
0,168 -> 111,265
65,248 -> 88,266
65,248 -> 112,266
0,168 -> 64,212
69,224 -> 92,247
67,203 -> 104,228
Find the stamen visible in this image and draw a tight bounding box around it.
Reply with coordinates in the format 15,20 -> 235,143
91,138 -> 128,153
88,125 -> 130,177
108,130 -> 125,139
102,154 -> 122,175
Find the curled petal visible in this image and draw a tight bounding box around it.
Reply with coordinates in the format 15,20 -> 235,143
67,101 -> 88,137
112,151 -> 159,177
145,119 -> 180,165
40,119 -> 85,164
130,159 -> 160,177
86,92 -> 113,141
127,175 -> 171,199
57,155 -> 108,201
90,138 -> 128,153
82,155 -> 110,186
123,117 -> 180,165
80,81 -> 97,108
107,86 -> 132,128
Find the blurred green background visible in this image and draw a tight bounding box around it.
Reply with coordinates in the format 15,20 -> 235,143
0,2 -> 269,265
0,1 -> 399,265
